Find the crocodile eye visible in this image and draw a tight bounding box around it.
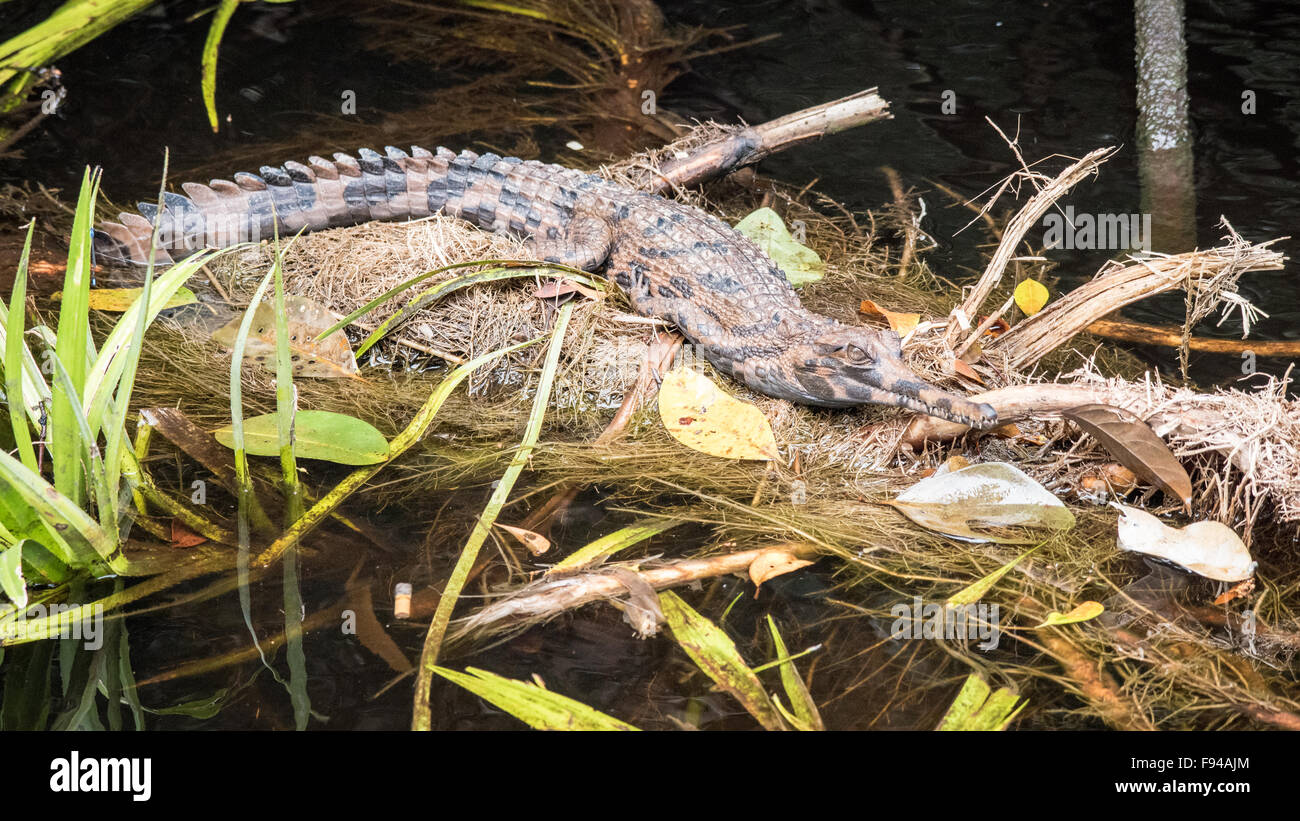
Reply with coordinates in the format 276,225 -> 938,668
846,344 -> 870,364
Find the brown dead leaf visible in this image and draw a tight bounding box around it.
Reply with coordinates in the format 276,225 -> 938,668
605,567 -> 664,638
748,548 -> 815,592
951,358 -> 984,384
212,295 -> 360,379
1213,577 -> 1255,605
989,422 -> 1021,438
858,300 -> 920,337
1099,463 -> 1139,490
1063,404 -> 1192,511
345,582 -> 413,674
978,316 -> 1011,339
169,519 -> 208,548
496,523 -> 551,556
533,278 -> 603,301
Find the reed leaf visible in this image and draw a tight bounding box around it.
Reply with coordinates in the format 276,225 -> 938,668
49,168 -> 100,506
413,301 -> 574,730
2,220 -> 38,471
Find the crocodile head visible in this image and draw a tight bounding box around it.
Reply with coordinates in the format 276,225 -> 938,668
740,324 -> 998,428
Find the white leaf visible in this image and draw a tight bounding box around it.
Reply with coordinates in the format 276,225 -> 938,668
1114,504 -> 1255,582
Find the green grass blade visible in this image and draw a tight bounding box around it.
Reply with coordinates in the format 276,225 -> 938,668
659,590 -> 784,730
83,248 -> 224,437
102,150 -> 170,516
3,220 -> 38,471
226,269 -> 279,677
353,264 -> 601,357
253,339 -> 535,567
0,539 -> 27,609
0,449 -> 113,565
548,518 -> 680,573
433,666 -> 638,731
271,228 -> 312,730
0,0 -> 157,99
766,614 -> 824,730
308,258 -> 598,356
44,348 -> 114,542
946,544 -> 1040,607
49,167 -> 100,505
117,618 -> 145,729
413,301 -> 574,730
201,0 -> 241,132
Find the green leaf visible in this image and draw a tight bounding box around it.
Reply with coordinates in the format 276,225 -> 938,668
1033,601 -> 1105,628
946,544 -> 1039,607
143,687 -> 231,719
214,410 -> 390,465
434,666 -> 638,730
49,167 -> 99,505
659,590 -> 784,730
3,220 -> 38,472
766,615 -> 823,730
734,207 -> 825,286
937,674 -> 1026,731
0,447 -> 113,566
0,540 -> 27,609
549,519 -> 680,573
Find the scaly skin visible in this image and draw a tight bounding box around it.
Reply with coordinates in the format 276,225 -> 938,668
95,146 -> 997,428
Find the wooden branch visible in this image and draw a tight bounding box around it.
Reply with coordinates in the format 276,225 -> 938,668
641,88 -> 892,194
451,543 -> 820,641
902,383 -> 1111,447
945,145 -> 1116,344
1086,318 -> 1300,357
988,239 -> 1285,370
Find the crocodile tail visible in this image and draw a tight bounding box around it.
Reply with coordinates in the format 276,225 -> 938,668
93,145 -> 584,265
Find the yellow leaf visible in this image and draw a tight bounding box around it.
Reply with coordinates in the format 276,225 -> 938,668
859,299 -> 921,337
748,548 -> 814,591
55,287 -> 198,312
1013,278 -> 1049,315
658,368 -> 777,461
1033,601 -> 1105,628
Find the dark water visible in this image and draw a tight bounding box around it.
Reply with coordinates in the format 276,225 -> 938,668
2,0 -> 1297,729
661,0 -> 1299,386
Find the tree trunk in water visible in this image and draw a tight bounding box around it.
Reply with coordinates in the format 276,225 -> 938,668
1135,0 -> 1197,252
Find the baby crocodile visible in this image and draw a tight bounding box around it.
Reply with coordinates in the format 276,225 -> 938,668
95,146 -> 997,428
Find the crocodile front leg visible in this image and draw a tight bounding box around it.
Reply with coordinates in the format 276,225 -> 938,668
525,210 -> 613,272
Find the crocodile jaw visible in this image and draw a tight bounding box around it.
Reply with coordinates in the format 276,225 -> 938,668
734,328 -> 999,428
